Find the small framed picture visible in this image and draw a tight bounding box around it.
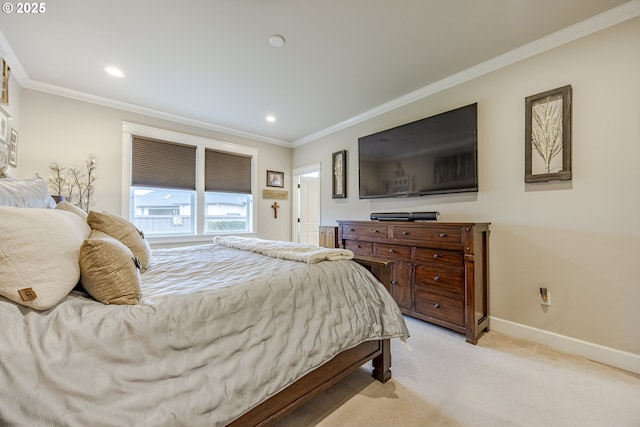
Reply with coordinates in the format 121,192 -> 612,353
8,128 -> 17,167
0,141 -> 8,170
0,110 -> 7,142
332,150 -> 347,199
1,58 -> 9,106
525,85 -> 572,183
267,170 -> 284,188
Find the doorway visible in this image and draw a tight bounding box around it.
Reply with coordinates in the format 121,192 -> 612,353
292,163 -> 320,245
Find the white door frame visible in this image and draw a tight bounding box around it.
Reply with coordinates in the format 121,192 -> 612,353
291,163 -> 321,243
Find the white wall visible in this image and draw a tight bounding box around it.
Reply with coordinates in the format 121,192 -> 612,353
294,17 -> 640,365
13,90 -> 293,241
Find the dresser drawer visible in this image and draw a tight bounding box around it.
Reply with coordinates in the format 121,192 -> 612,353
415,265 -> 464,294
414,248 -> 463,266
344,240 -> 373,256
392,226 -> 462,245
342,223 -> 389,239
414,289 -> 464,326
373,243 -> 411,261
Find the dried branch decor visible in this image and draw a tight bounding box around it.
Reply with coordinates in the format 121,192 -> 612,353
531,94 -> 563,174
48,155 -> 97,212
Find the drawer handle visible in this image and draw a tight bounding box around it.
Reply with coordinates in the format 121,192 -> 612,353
389,249 -> 395,254
349,228 -> 355,232
402,231 -> 409,236
433,253 -> 441,259
374,229 -> 380,234
390,280 -> 398,286
433,275 -> 441,282
439,233 -> 447,238
355,245 -> 361,249
434,303 -> 441,309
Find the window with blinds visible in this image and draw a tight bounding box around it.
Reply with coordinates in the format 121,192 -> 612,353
128,133 -> 254,237
203,149 -> 253,233
205,149 -> 251,194
132,136 -> 196,190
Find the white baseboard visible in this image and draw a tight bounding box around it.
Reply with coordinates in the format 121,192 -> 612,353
490,316 -> 640,375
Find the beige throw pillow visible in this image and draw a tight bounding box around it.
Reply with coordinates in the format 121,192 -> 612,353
0,207 -> 91,310
87,210 -> 152,272
80,230 -> 141,305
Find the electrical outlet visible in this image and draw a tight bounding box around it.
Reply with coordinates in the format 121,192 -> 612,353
539,287 -> 552,305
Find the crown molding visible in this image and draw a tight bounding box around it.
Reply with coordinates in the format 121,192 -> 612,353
292,0 -> 640,147
0,30 -> 28,85
25,80 -> 292,147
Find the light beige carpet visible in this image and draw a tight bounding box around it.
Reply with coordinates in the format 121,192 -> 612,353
274,316 -> 640,427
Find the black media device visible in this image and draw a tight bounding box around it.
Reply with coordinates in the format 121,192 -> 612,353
358,103 -> 478,199
370,212 -> 440,221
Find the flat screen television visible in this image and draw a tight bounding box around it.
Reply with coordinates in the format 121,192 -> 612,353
358,103 -> 478,199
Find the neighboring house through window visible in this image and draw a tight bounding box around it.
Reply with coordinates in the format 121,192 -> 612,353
122,123 -> 257,242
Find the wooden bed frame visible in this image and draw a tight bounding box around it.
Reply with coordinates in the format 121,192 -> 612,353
229,257 -> 395,426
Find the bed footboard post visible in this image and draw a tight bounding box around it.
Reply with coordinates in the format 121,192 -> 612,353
371,339 -> 391,383
351,257 -> 394,383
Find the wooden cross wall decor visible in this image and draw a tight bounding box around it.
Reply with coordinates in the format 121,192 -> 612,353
271,201 -> 280,218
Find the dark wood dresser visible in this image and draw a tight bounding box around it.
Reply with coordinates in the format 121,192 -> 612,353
337,220 -> 490,344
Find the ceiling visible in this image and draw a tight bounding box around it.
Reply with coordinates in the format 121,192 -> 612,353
0,0 -> 635,146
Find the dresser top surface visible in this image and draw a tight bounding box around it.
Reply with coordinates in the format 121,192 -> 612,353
337,220 -> 490,226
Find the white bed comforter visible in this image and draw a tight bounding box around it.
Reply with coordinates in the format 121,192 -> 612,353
0,243 -> 408,427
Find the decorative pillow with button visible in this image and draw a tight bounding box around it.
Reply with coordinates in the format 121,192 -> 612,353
87,210 -> 152,272
79,230 -> 141,305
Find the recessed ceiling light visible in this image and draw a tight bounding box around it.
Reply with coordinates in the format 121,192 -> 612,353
268,34 -> 285,47
266,115 -> 276,123
104,66 -> 125,78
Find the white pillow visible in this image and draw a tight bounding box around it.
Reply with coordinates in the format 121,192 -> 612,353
0,207 -> 91,310
0,177 -> 56,208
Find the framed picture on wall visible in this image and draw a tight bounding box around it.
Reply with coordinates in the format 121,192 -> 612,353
0,110 -> 7,142
332,150 -> 347,199
8,128 -> 17,167
1,58 -> 9,106
525,85 -> 572,183
0,141 -> 8,170
266,170 -> 284,188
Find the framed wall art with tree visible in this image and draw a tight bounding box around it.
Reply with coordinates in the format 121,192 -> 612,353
332,150 -> 347,199
524,85 -> 572,183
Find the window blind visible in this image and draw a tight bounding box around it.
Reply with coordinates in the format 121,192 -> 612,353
205,149 -> 252,194
131,136 -> 196,190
